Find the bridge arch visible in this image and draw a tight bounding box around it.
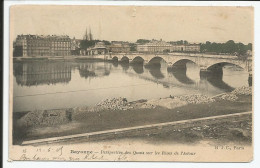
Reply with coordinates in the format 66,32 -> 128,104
171,59 -> 199,68
149,68 -> 165,79
200,61 -> 249,90
132,64 -> 144,74
167,59 -> 198,85
131,56 -> 145,64
112,56 -> 119,62
121,56 -> 130,63
206,62 -> 245,72
147,56 -> 167,67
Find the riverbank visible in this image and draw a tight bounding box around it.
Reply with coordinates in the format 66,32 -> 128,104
13,86 -> 252,145
22,112 -> 252,146
13,55 -> 106,62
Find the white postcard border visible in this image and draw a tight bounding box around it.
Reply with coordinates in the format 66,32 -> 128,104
3,1 -> 260,168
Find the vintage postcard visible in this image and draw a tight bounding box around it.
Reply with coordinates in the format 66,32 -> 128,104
9,5 -> 253,162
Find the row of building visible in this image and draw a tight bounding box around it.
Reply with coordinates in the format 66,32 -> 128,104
13,34 -> 201,57
82,41 -> 131,55
83,39 -> 200,56
14,62 -> 112,86
13,34 -> 72,57
136,39 -> 200,53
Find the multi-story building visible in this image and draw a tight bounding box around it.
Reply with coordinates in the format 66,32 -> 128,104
13,34 -> 71,57
171,45 -> 185,52
137,39 -> 172,53
108,41 -> 130,53
182,44 -> 200,52
87,42 -> 108,55
136,39 -> 200,53
71,37 -> 81,50
71,37 -> 81,55
171,44 -> 200,52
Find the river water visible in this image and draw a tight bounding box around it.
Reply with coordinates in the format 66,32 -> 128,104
13,60 -> 249,112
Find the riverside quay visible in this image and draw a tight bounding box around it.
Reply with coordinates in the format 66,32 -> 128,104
13,34 -> 71,57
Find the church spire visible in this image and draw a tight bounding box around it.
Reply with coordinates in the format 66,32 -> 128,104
89,26 -> 93,41
83,28 -> 88,40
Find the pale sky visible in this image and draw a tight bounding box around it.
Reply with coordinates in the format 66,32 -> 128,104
10,6 -> 253,44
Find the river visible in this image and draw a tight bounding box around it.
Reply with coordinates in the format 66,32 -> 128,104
13,59 -> 249,112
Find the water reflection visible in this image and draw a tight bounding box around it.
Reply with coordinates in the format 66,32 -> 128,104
79,68 -> 96,79
13,61 -> 248,91
131,64 -> 144,74
13,60 -> 249,112
13,61 -> 112,86
120,62 -> 129,71
78,62 -> 111,79
200,65 -> 234,92
145,65 -> 165,79
201,71 -> 234,92
167,66 -> 195,85
112,61 -> 119,67
13,61 -> 72,86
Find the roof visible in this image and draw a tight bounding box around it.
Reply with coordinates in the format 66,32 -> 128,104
16,34 -> 71,40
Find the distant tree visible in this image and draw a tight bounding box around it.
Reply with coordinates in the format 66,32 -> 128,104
206,41 -> 211,45
136,39 -> 150,44
200,40 -> 252,57
129,43 -> 137,51
247,43 -> 252,51
102,40 -> 111,45
200,41 -> 211,52
176,40 -> 184,45
236,42 -> 247,56
224,40 -> 236,54
80,39 -> 111,49
163,49 -> 170,53
80,40 -> 96,49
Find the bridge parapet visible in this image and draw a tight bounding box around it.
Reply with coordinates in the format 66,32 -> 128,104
106,53 -> 252,72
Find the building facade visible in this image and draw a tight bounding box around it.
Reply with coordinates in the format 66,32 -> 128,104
87,42 -> 108,55
171,44 -> 200,52
182,44 -> 200,52
13,34 -> 72,57
137,40 -> 172,53
136,40 -> 200,53
71,37 -> 81,55
108,41 -> 130,53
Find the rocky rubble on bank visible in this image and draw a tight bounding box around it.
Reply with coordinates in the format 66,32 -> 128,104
94,97 -> 133,111
217,86 -> 252,102
142,97 -> 187,109
95,94 -> 215,111
89,86 -> 251,110
220,93 -> 238,101
17,109 -> 72,128
82,87 -> 251,112
231,86 -> 252,95
18,87 -> 252,127
139,94 -> 215,110
176,94 -> 215,104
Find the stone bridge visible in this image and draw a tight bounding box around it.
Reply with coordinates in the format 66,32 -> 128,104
104,53 -> 252,74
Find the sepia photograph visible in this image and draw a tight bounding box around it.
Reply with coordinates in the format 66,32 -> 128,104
8,5 -> 253,162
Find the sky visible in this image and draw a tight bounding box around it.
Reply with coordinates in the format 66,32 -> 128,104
10,5 -> 254,44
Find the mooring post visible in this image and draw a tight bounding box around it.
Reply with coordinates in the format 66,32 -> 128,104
248,72 -> 252,87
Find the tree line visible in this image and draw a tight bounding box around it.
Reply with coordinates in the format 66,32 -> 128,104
80,39 -> 111,49
200,40 -> 252,56
79,38 -> 252,57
